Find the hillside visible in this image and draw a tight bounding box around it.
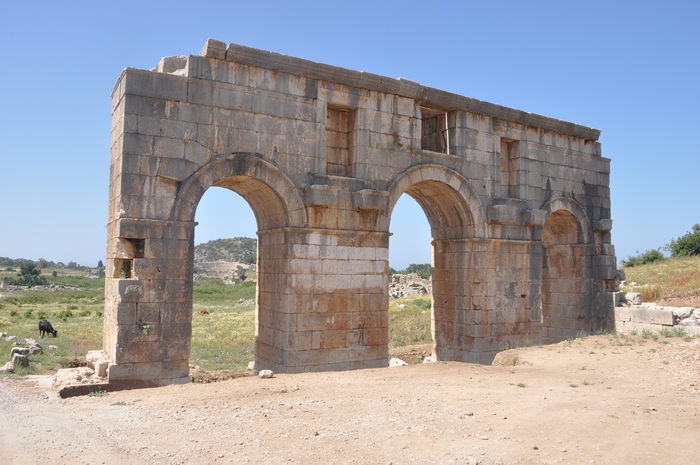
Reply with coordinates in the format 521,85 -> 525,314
194,237 -> 257,279
194,237 -> 256,264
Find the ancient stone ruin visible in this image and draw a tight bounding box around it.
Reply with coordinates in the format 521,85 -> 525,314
101,39 -> 617,386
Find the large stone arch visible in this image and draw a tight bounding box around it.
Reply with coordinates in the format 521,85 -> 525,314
384,165 -> 487,362
173,153 -> 308,375
540,196 -> 594,342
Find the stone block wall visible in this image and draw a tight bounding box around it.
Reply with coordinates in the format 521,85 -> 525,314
101,39 -> 617,385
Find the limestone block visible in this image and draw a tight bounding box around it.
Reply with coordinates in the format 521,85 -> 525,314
305,185 -> 339,206
681,326 -> 700,337
94,361 -> 109,378
487,204 -> 518,224
156,55 -> 187,75
85,350 -> 109,370
624,293 -> 643,305
54,367 -> 95,388
629,306 -> 674,326
352,190 -> 388,211
522,209 -> 547,226
672,307 -> 694,320
614,307 -> 631,322
200,38 -> 227,59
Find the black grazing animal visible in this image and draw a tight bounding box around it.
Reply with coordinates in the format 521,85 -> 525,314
39,319 -> 58,338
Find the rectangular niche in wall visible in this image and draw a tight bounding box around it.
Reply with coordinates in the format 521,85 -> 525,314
326,105 -> 355,177
500,138 -> 520,198
420,106 -> 449,154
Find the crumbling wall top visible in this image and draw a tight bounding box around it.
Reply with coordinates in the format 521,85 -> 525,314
189,38 -> 601,141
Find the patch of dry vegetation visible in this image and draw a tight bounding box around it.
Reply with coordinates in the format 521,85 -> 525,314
621,255 -> 700,302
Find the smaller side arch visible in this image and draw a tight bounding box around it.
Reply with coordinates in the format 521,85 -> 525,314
171,153 -> 307,230
539,195 -> 594,343
541,196 -> 593,245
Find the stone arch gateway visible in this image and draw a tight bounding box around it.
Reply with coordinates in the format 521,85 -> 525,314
102,39 -> 617,385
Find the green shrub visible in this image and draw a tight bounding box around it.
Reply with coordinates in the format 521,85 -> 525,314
622,249 -> 665,267
666,231 -> 700,258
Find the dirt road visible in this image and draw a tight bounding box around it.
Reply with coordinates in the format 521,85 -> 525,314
1,334 -> 698,465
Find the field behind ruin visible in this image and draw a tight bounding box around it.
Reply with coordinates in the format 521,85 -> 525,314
0,256 -> 699,379
0,271 -> 433,379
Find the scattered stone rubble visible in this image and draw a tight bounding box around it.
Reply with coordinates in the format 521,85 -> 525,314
389,273 -> 431,299
0,335 -> 44,373
52,350 -> 110,389
614,288 -> 700,336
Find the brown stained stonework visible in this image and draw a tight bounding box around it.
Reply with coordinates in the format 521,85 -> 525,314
101,39 -> 617,385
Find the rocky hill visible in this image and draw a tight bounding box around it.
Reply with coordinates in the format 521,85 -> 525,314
194,237 -> 257,279
194,237 -> 256,263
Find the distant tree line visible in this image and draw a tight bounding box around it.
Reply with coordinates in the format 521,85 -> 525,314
0,257 -> 100,271
389,263 -> 432,280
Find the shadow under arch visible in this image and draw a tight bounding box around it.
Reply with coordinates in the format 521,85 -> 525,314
171,152 -> 307,373
539,195 -> 594,343
383,164 -> 486,362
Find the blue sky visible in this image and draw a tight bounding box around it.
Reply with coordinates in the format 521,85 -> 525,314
0,1 -> 697,269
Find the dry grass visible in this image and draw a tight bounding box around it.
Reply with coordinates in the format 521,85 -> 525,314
388,296 -> 432,348
621,255 -> 700,301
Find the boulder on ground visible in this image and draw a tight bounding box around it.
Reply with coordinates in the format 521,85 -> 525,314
53,367 -> 96,388
85,350 -> 109,369
12,354 -> 29,368
0,361 -> 13,373
258,369 -> 274,379
389,357 -> 408,367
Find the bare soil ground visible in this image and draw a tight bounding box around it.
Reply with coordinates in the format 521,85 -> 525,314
1,334 -> 699,465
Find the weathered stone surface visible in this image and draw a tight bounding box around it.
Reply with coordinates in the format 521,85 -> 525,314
12,354 -> 29,368
629,306 -> 674,326
389,357 -> 408,367
0,361 -> 13,373
258,369 -> 274,379
54,367 -> 97,388
99,39 -> 616,386
10,347 -> 29,357
672,307 -> 694,320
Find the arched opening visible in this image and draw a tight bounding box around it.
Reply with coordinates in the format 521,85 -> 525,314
387,194 -> 433,361
168,154 -> 307,376
385,167 -> 480,363
190,186 -> 258,379
540,210 -> 586,343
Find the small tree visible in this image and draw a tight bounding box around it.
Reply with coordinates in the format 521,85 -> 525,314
97,260 -> 104,268
9,263 -> 48,287
621,249 -> 665,267
666,230 -> 700,257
